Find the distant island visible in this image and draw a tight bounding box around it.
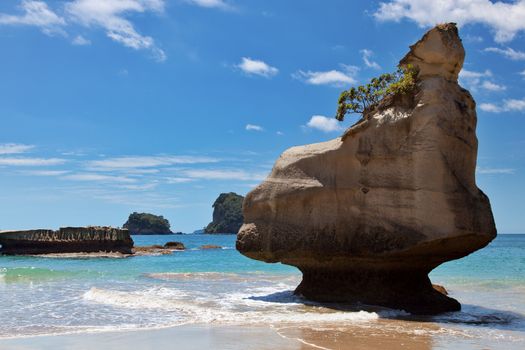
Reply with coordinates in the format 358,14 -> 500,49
124,212 -> 177,235
204,192 -> 244,234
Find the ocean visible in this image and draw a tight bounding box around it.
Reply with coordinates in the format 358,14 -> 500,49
0,234 -> 523,349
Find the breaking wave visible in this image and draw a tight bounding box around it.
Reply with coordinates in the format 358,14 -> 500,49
82,284 -> 380,325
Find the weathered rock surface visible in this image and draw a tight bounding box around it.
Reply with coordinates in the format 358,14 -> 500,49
164,241 -> 186,250
133,245 -> 171,256
200,244 -> 222,250
236,23 -> 496,315
132,242 -> 185,256
0,227 -> 133,255
433,284 -> 449,296
205,192 -> 244,234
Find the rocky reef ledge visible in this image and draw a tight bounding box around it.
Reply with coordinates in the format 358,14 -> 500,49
236,23 -> 496,315
0,227 -> 133,255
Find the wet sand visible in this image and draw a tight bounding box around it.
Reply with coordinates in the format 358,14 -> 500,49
0,325 -> 297,350
0,321 -> 523,350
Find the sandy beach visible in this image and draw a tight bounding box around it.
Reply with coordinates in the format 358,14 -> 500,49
0,321 -> 523,350
0,325 -> 300,350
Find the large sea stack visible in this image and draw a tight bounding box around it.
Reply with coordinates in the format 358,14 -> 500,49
205,192 -> 244,234
236,23 -> 496,315
0,226 -> 133,255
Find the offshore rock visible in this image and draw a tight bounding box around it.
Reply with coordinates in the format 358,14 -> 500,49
123,212 -> 172,235
236,23 -> 496,315
0,226 -> 133,255
205,192 -> 244,234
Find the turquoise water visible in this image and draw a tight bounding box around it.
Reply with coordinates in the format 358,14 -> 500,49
431,233 -> 525,286
0,234 -> 524,348
0,235 -> 294,281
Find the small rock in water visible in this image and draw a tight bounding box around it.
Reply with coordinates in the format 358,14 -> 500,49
133,245 -> 172,255
200,244 -> 222,250
164,241 -> 186,250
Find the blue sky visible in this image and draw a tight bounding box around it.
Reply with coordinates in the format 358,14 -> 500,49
0,0 -> 524,233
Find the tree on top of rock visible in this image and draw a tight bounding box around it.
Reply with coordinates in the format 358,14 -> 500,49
335,65 -> 417,122
123,212 -> 172,235
205,192 -> 244,234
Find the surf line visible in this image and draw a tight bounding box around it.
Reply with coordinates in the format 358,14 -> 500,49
272,326 -> 333,350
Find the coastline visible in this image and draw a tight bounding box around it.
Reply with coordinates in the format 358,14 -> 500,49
1,234 -> 523,349
0,321 -> 523,350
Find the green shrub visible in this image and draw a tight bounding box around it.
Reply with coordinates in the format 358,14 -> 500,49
335,65 -> 417,121
123,212 -> 171,234
204,192 -> 244,234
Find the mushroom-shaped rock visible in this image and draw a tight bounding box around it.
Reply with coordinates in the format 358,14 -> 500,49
236,23 -> 496,315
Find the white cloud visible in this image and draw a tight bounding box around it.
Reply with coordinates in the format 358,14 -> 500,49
122,168 -> 160,174
179,169 -> 267,181
479,103 -> 502,113
86,155 -> 219,171
459,69 -> 505,92
0,1 -> 166,61
464,34 -> 484,43
276,131 -> 284,136
0,0 -> 66,35
66,0 -> 166,61
184,0 -> 232,10
294,65 -> 359,87
22,170 -> 70,176
62,173 -> 136,183
117,182 -> 159,190
72,34 -> 91,45
165,177 -> 194,184
477,167 -> 515,174
0,143 -> 34,155
360,49 -> 381,70
480,80 -> 506,91
237,57 -> 278,78
484,47 -> 525,61
72,188 -> 181,208
460,69 -> 492,80
520,70 -> 525,78
245,124 -> 264,132
0,157 -> 66,166
306,115 -> 343,132
374,0 -> 525,43
479,98 -> 525,113
505,98 -> 525,111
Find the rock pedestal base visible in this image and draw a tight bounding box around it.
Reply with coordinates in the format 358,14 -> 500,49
295,268 -> 460,315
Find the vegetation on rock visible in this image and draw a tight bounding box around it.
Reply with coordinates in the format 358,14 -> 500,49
335,65 -> 417,121
204,192 -> 244,234
123,212 -> 172,235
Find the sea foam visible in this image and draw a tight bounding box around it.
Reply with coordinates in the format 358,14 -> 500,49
82,285 -> 380,325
